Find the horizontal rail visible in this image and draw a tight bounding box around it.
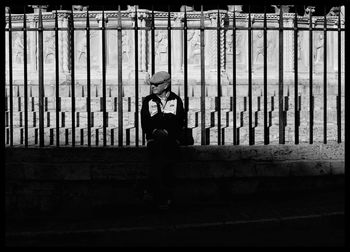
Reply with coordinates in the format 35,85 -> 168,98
5,27 -> 346,32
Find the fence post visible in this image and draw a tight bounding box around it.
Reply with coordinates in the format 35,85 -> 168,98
102,8 -> 107,146
23,7 -> 28,147
248,6 -> 253,145
279,5 -> 285,144
117,5 -> 123,147
323,6 -> 327,144
134,6 -> 139,146
308,6 -> 314,144
183,8 -> 189,141
38,6 -> 45,147
69,8 -> 76,147
232,8 -> 237,145
7,7 -> 13,147
263,6 -> 269,145
217,8 -> 222,145
337,8 -> 342,143
55,9 -> 60,147
294,7 -> 299,144
200,5 -> 206,145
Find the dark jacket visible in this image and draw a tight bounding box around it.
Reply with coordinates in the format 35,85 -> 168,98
141,92 -> 185,141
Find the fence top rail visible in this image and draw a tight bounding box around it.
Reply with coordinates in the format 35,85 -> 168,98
4,26 -> 346,32
5,9 -> 344,26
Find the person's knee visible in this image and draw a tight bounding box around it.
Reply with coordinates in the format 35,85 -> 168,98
147,139 -> 161,154
155,134 -> 169,143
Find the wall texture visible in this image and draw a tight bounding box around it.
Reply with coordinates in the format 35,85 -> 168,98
5,143 -> 344,217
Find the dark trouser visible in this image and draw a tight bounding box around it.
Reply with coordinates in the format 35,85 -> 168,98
146,134 -> 179,203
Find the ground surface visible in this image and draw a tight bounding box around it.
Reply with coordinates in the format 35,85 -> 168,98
6,188 -> 345,246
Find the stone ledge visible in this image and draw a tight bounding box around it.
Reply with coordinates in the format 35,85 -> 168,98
5,142 -> 344,162
5,159 -> 344,181
5,144 -> 344,181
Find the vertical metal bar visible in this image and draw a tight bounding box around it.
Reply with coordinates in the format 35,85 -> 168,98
168,5 -> 172,76
279,5 -> 285,144
337,8 -> 341,143
263,6 -> 268,145
232,8 -> 237,145
101,8 -> 107,146
23,7 -> 28,147
134,6 -> 139,146
8,7 -> 13,147
70,9 -> 75,146
118,5 -> 123,147
248,6 -> 253,145
184,8 -> 188,134
55,8 -> 60,147
323,6 -> 327,144
200,5 -> 206,145
38,7 -> 45,147
294,7 -> 299,144
86,9 -> 91,147
309,9 -> 314,144
151,6 -> 155,75
217,8 -> 221,145
309,8 -> 313,144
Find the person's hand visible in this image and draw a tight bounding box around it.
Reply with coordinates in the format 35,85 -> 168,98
146,139 -> 155,147
152,129 -> 168,138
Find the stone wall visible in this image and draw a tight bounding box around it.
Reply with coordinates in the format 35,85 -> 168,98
5,143 -> 344,216
5,7 -> 346,146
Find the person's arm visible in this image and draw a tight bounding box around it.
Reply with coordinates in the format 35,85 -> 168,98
141,98 -> 153,140
175,97 -> 186,142
178,98 -> 185,129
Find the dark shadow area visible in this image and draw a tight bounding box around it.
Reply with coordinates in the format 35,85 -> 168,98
6,186 -> 344,246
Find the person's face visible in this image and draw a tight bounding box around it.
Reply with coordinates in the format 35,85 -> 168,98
151,81 -> 169,95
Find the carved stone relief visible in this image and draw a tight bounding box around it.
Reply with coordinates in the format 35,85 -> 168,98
74,31 -> 99,70
155,31 -> 168,64
256,32 -> 276,67
226,31 -> 245,59
253,30 -> 264,65
297,32 -> 302,61
187,30 -> 200,65
106,30 -> 131,68
225,29 -> 247,75
89,30 -> 100,70
226,31 -> 233,54
4,10 -> 345,84
13,32 -> 24,65
298,31 -> 308,71
226,30 -> 241,65
107,31 -> 117,67
266,33 -> 277,67
122,30 -> 130,64
235,31 -> 244,64
76,32 -> 87,69
314,32 -> 324,64
44,32 -> 55,64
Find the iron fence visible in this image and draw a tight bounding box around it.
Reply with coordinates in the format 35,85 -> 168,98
4,5 -> 346,147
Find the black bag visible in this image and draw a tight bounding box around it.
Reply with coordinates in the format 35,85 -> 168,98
180,128 -> 194,146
